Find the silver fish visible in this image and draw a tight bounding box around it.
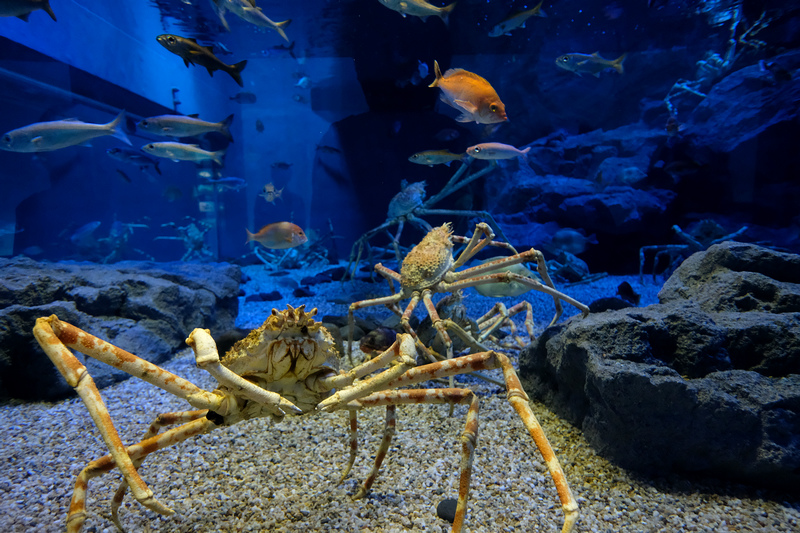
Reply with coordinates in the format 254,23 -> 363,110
106,147 -> 161,176
142,142 -> 226,166
0,0 -> 56,21
556,52 -> 627,77
466,142 -> 530,160
138,114 -> 234,141
378,0 -> 456,24
488,1 -> 547,37
211,0 -> 291,42
0,110 -> 130,152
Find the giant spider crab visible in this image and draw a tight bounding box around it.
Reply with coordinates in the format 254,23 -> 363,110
33,305 -> 578,533
348,222 -> 590,364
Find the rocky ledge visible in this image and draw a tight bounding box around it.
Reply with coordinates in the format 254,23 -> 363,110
0,258 -> 241,401
520,241 -> 800,490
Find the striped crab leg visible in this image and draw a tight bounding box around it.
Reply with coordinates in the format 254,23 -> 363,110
347,352 -> 579,533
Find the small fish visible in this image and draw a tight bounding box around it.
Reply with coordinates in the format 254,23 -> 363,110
106,147 -> 162,175
230,91 -> 257,104
429,60 -> 507,124
0,0 -> 56,21
255,119 -> 265,132
472,258 -> 536,298
246,222 -> 307,249
295,76 -> 310,89
142,142 -> 226,166
665,114 -> 687,137
271,161 -> 292,170
360,327 -> 398,354
0,110 -> 130,152
550,228 -> 598,255
417,60 -> 429,78
202,176 -> 246,190
137,114 -> 234,142
70,221 -> 101,246
211,0 -> 291,42
408,149 -> 465,167
377,0 -> 456,24
264,41 -> 296,60
316,144 -> 342,155
488,0 -> 547,37
157,34 -> 247,87
162,185 -> 183,202
433,128 -> 460,141
555,52 -> 627,77
259,182 -> 284,204
115,169 -> 132,183
466,142 -> 529,160
616,281 -> 641,306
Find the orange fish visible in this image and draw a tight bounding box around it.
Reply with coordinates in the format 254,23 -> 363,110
428,60 -> 507,124
245,222 -> 307,249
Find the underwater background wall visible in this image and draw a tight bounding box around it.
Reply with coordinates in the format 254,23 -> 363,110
1,1 -> 800,532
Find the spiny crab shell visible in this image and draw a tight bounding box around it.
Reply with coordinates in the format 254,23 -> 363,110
400,222 -> 455,291
220,305 -> 338,413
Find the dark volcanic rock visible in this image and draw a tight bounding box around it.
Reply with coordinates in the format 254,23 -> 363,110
519,242 -> 800,490
0,258 -> 241,401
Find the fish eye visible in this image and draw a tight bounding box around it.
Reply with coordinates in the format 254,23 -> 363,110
140,120 -> 148,126
1,135 -> 10,143
473,147 -> 481,153
490,104 -> 498,113
167,36 -> 176,44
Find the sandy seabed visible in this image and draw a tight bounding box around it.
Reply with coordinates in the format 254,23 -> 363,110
2,263 -> 798,533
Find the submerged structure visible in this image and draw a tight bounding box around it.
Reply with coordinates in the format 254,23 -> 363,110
1,1 -> 799,532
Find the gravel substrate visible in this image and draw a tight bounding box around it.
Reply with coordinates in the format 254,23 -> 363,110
2,263 -> 799,532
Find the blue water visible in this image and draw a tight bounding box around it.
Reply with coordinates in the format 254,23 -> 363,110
0,0 -> 798,273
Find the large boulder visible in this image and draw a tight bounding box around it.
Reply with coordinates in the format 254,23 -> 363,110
0,258 -> 241,401
519,242 -> 800,490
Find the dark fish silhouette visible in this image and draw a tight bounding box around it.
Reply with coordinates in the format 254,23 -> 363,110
616,281 -> 641,306
157,34 -> 247,87
0,0 -> 56,21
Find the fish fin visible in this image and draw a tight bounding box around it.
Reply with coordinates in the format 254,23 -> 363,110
534,0 -> 546,17
116,169 -> 132,183
592,72 -> 601,78
274,19 -> 292,43
43,0 -> 57,21
212,149 -> 227,167
203,45 -> 215,54
187,113 -> 200,118
439,1 -> 456,26
453,99 -> 478,115
206,68 -> 215,77
187,38 -> 199,43
612,53 -> 627,74
455,113 -> 474,123
228,60 -> 247,87
220,114 -> 234,142
591,51 -> 601,57
16,13 -> 29,21
108,111 -> 132,146
183,58 -> 191,68
428,60 -> 442,88
444,161 -> 451,166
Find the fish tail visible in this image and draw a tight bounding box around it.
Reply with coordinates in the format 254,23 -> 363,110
440,2 -> 456,26
245,228 -> 255,244
108,110 -> 131,146
228,60 -> 248,87
43,0 -> 57,21
220,114 -> 234,142
428,60 -> 443,88
274,19 -> 292,43
212,149 -> 227,167
534,0 -> 547,17
521,146 -> 531,162
613,53 -> 627,74
154,161 -> 162,175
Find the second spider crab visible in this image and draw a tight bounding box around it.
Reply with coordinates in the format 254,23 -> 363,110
348,222 -> 590,364
33,305 -> 579,533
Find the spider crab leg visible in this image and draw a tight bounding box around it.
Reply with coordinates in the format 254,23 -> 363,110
32,316 -> 227,526
111,410 -> 210,530
477,301 -> 535,346
347,290 -> 406,365
346,351 -> 578,533
70,417 -> 216,533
